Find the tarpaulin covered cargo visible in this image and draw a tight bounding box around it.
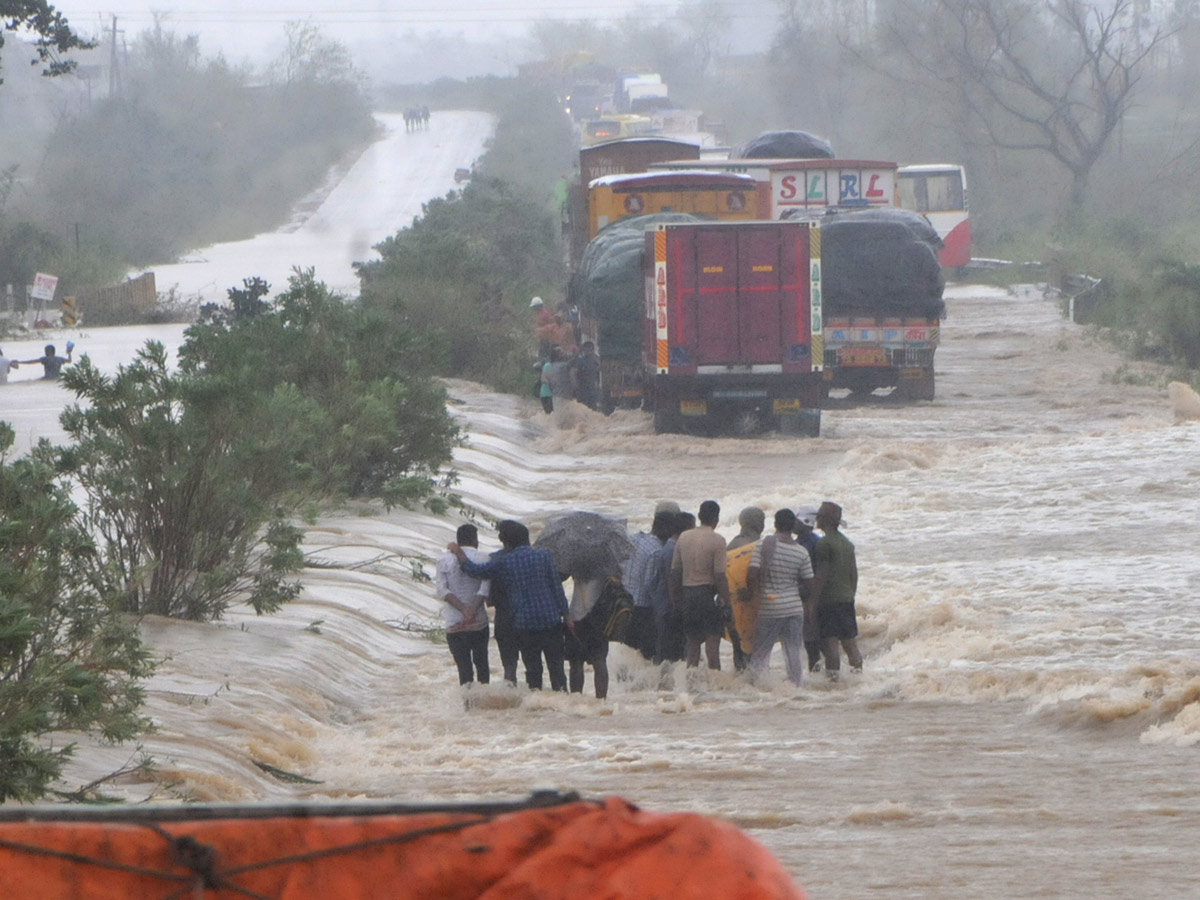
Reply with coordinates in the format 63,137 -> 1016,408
731,130 -> 834,160
570,212 -> 703,364
817,209 -> 946,318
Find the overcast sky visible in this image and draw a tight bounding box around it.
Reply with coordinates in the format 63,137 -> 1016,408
57,1 -> 699,72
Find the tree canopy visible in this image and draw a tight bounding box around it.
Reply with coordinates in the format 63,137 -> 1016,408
0,0 -> 93,83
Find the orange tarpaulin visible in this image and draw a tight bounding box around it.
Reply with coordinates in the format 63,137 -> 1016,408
0,795 -> 805,900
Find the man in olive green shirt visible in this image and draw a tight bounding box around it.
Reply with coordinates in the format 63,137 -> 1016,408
810,501 -> 862,680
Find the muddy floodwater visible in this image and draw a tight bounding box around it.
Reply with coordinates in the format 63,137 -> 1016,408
4,111 -> 1198,899
8,282 -> 1193,900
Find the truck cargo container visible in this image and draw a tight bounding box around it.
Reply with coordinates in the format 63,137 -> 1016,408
642,220 -> 825,436
568,138 -> 701,268
587,170 -> 761,239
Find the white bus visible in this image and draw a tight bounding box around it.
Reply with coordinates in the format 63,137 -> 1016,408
896,164 -> 970,268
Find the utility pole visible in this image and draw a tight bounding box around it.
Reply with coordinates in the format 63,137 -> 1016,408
108,16 -> 121,97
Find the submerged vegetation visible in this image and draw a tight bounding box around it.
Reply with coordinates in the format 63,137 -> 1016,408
0,424 -> 154,802
1,269 -> 460,797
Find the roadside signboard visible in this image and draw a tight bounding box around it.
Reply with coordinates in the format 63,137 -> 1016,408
31,272 -> 59,302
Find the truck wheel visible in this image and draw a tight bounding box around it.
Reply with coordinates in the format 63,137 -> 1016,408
653,405 -> 680,434
732,410 -> 764,437
895,370 -> 935,402
801,408 -> 821,437
918,370 -> 936,401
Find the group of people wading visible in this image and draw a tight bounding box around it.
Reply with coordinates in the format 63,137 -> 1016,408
404,106 -> 430,131
434,499 -> 861,698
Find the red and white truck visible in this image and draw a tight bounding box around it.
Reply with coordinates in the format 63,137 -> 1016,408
642,219 -> 825,436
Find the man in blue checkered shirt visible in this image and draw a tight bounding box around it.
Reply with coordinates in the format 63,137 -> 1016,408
450,520 -> 569,691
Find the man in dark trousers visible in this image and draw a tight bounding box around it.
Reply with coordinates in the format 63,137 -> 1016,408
793,506 -> 824,672
435,524 -> 490,685
450,520 -> 569,691
669,500 -> 731,669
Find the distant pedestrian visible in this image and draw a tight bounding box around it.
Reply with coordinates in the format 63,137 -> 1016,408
436,524 -> 491,685
539,347 -> 570,414
0,347 -> 18,383
20,341 -> 73,380
811,501 -> 863,681
747,509 -> 814,686
450,520 -> 569,691
532,296 -> 555,358
670,500 -> 730,669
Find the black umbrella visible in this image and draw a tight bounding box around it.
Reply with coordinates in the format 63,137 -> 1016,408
534,510 -> 634,580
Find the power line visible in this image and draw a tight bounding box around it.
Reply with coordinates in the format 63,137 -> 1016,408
68,2 -> 776,27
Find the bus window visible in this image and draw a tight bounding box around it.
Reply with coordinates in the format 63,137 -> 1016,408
897,164 -> 970,269
924,173 -> 963,212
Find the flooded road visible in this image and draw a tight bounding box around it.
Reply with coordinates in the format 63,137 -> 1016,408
5,111 -> 1198,899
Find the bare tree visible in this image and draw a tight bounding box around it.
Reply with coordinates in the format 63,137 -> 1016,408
273,20 -> 358,89
879,0 -> 1172,221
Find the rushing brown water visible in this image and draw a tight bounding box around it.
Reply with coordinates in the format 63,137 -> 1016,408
6,113 -> 1198,899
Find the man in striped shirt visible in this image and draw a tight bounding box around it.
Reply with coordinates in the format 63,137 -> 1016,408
747,509 -> 814,686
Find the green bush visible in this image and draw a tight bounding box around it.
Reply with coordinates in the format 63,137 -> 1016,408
49,271 -> 459,621
0,423 -> 153,802
184,271 -> 460,504
54,343 -> 308,620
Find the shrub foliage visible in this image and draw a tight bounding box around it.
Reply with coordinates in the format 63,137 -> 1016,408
0,423 -> 153,802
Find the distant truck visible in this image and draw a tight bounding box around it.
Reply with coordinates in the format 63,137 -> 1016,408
642,220 -> 825,435
809,208 -> 945,400
572,218 -> 824,435
615,73 -> 667,113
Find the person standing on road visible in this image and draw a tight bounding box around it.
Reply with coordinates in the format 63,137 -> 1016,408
746,509 -> 814,686
436,524 -> 491,686
625,508 -> 676,661
0,347 -> 19,383
532,297 -> 555,359
450,520 -> 569,691
21,341 -> 73,380
727,506 -> 766,671
811,501 -> 863,681
793,506 -> 824,672
539,347 -> 570,414
573,340 -> 602,411
670,500 -> 730,669
565,577 -> 610,699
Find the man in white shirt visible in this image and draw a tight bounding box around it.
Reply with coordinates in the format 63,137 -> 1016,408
0,347 -> 18,383
436,524 -> 491,685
